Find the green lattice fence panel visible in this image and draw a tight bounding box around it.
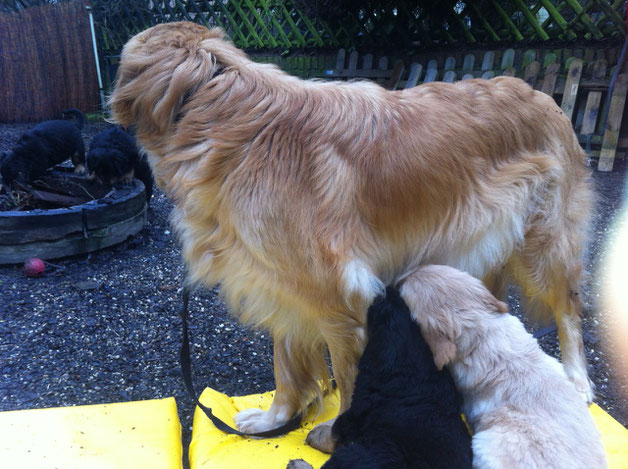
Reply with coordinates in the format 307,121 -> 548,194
92,0 -> 627,54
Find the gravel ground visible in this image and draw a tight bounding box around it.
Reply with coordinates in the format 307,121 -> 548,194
1,121 -> 627,465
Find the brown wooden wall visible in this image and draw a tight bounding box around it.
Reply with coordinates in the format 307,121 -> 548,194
0,1 -> 99,123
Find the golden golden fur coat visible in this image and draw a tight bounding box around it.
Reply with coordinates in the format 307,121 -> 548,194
110,22 -> 594,441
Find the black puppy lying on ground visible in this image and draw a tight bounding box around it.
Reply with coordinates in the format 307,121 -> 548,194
289,287 -> 472,469
0,108 -> 85,188
86,126 -> 153,202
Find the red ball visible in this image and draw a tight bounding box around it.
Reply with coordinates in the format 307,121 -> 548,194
24,258 -> 45,277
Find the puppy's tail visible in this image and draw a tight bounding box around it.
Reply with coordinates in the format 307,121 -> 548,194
62,108 -> 85,130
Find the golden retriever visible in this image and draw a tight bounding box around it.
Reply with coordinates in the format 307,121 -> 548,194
400,265 -> 606,468
110,22 -> 594,448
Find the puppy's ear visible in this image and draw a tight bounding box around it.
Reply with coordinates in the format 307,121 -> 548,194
421,320 -> 457,370
494,299 -> 509,313
400,279 -> 458,370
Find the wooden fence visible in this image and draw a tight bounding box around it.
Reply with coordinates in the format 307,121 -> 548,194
93,0 -> 627,54
0,0 -> 99,123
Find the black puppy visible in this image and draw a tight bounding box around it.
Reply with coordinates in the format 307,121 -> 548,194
289,287 -> 472,469
86,126 -> 153,202
0,108 -> 85,187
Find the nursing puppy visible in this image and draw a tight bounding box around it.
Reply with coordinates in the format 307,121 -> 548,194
289,287 -> 472,469
400,265 -> 606,469
87,126 -> 154,202
110,22 -> 594,446
0,108 -> 85,188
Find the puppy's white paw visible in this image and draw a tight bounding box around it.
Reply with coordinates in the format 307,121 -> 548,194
234,408 -> 289,434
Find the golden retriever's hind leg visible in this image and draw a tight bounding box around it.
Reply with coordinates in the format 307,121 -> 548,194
512,252 -> 593,402
551,283 -> 593,402
235,332 -> 329,434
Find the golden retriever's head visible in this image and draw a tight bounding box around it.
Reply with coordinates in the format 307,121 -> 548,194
400,265 -> 508,370
109,21 -> 246,136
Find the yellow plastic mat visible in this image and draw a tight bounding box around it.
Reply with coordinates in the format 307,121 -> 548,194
189,388 -> 340,469
190,388 -> 628,469
591,403 -> 628,469
0,397 -> 182,469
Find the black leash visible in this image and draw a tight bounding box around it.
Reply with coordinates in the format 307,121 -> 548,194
179,284 -> 304,438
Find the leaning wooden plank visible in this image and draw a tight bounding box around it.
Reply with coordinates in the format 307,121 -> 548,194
481,71 -> 496,79
579,58 -> 607,142
523,61 -> 541,88
560,58 -> 583,121
598,74 -> 628,171
462,73 -> 474,80
443,70 -> 456,83
541,63 -> 559,96
405,63 -> 423,89
386,60 -> 405,90
580,92 -> 603,141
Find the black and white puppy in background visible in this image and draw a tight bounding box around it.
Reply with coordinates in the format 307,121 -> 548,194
86,125 -> 153,202
289,287 -> 473,469
0,108 -> 85,188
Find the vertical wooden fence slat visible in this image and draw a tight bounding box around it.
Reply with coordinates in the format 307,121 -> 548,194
524,61 -> 541,87
560,58 -> 584,120
541,63 -> 560,96
347,50 -> 358,77
405,63 -> 423,88
463,54 -> 475,73
423,59 -> 438,83
598,74 -> 628,171
444,56 -> 456,71
443,70 -> 456,83
387,60 -> 405,90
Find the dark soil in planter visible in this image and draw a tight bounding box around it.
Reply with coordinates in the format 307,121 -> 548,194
0,120 -> 626,468
0,169 -> 110,211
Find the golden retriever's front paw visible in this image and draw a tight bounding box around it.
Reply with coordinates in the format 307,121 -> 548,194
74,164 -> 86,174
234,408 -> 289,434
306,422 -> 336,454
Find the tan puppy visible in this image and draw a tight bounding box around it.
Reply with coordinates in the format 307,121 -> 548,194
110,22 -> 594,447
400,265 -> 606,469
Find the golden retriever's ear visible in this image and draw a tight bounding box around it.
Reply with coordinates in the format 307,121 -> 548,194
494,299 -> 509,313
109,22 -> 221,132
